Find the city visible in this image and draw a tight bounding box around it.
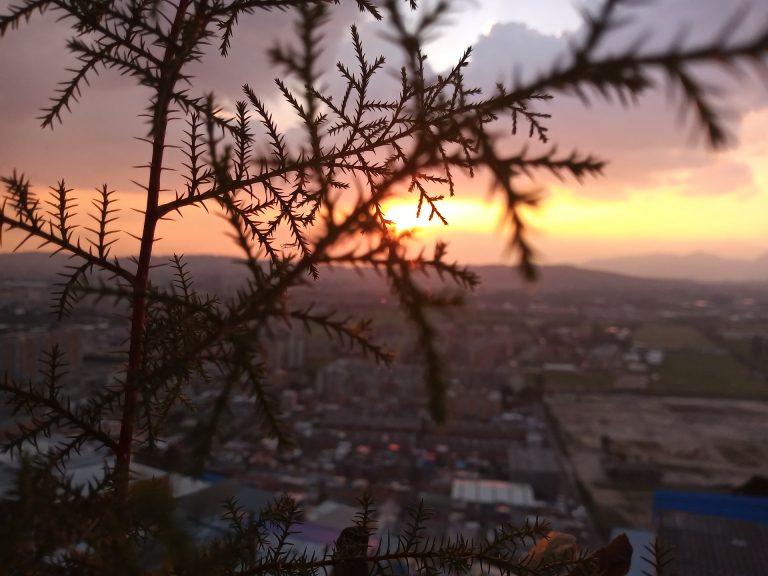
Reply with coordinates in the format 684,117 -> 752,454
3,0 -> 768,572
2,252 -> 767,573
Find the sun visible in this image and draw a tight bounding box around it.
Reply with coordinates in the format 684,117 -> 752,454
382,198 -> 507,236
382,202 -> 438,234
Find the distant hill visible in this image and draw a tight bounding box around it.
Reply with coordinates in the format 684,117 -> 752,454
0,252 -> 69,282
473,264 -> 697,295
0,252 -> 250,284
583,252 -> 768,283
3,252 -> 762,299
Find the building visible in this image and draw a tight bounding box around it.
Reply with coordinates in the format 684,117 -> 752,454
0,326 -> 82,386
507,445 -> 562,502
654,490 -> 768,576
450,478 -> 538,508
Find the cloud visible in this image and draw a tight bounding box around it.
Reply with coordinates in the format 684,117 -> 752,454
0,3 -> 360,188
674,160 -> 756,197
463,21 -> 566,87
607,0 -> 768,50
0,11 -> 147,188
2,1 -> 767,206
297,0 -> 768,204
452,0 -> 768,199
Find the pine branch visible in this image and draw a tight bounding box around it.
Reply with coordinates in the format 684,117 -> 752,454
1,347 -> 118,458
3,1 -> 768,568
290,307 -> 393,364
0,173 -> 134,282
641,538 -> 676,576
179,109 -> 214,200
45,180 -> 77,242
384,242 -> 450,424
228,503 -> 583,576
243,360 -> 294,450
52,260 -> 92,320
0,0 -> 50,36
85,184 -> 120,260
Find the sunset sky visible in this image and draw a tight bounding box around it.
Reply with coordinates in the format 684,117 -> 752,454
1,0 -> 768,266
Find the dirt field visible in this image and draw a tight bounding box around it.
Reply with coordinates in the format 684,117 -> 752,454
545,393 -> 768,531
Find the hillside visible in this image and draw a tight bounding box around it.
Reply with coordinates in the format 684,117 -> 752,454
584,252 -> 768,283
3,252 -> 764,299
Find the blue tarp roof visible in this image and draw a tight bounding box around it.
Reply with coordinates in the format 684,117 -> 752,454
654,490 -> 768,525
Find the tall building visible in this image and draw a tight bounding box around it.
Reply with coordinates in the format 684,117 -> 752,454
0,327 -> 82,386
265,325 -> 305,369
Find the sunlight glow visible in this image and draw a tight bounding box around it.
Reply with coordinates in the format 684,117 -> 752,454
527,184 -> 768,243
383,203 -> 440,233
382,199 -> 504,234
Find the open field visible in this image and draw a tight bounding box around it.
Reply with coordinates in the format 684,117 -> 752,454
542,370 -> 614,390
655,349 -> 768,398
545,393 -> 768,531
634,323 -> 715,350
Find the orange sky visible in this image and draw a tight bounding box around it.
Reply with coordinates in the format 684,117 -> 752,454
378,106 -> 768,264
4,105 -> 768,266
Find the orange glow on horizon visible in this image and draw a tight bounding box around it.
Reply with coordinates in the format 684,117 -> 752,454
4,121 -> 768,266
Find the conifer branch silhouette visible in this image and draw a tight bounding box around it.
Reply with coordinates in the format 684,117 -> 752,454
1,0 -> 768,571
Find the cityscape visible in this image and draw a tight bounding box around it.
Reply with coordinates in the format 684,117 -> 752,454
3,0 -> 768,573
2,252 -> 767,574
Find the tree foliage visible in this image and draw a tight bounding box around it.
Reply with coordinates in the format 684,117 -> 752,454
1,0 -> 767,572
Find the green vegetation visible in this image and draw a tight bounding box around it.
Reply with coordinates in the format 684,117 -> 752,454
720,336 -> 768,375
655,349 -> 768,398
634,323 -> 715,351
542,370 -> 614,391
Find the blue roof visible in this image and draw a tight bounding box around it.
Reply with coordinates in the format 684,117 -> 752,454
654,490 -> 768,525
200,472 -> 224,483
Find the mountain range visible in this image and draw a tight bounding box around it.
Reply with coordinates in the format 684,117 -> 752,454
2,252 -> 766,297
582,252 -> 768,283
